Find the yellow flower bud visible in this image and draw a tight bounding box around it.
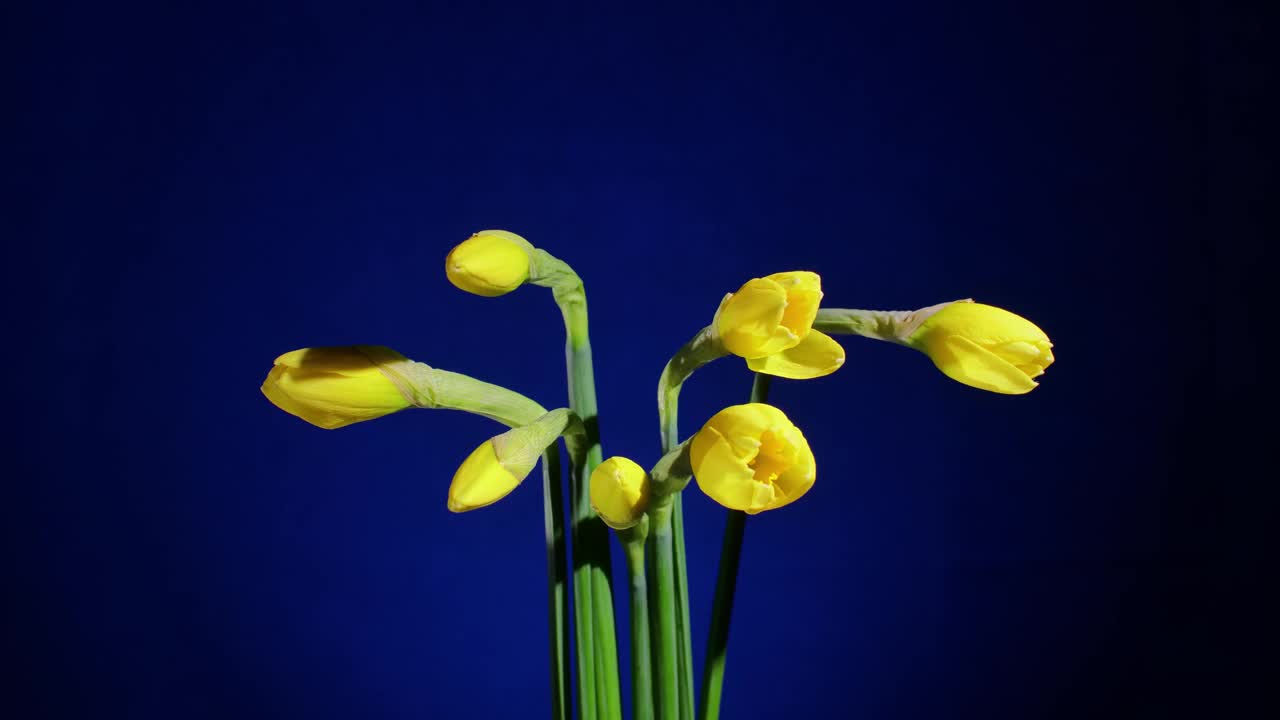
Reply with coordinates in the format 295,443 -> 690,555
715,271 -> 845,380
447,409 -> 578,512
907,302 -> 1054,395
689,403 -> 815,514
261,346 -> 412,429
590,456 -> 651,529
448,438 -> 524,512
445,229 -> 532,297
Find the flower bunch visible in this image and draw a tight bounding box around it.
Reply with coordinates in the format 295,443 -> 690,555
261,229 -> 1054,719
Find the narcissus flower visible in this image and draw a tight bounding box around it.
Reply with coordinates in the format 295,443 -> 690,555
261,346 -> 411,429
445,229 -> 532,297
716,271 -> 844,380
448,409 -> 576,512
590,457 -> 651,529
690,403 -> 816,514
907,302 -> 1054,395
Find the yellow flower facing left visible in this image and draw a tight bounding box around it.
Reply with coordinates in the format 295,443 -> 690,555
448,409 -> 577,512
690,403 -> 816,514
261,346 -> 412,429
907,302 -> 1054,395
716,271 -> 845,380
445,229 -> 532,297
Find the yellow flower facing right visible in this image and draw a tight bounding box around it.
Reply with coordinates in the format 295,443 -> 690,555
690,403 -> 815,514
716,271 -> 845,380
907,302 -> 1054,395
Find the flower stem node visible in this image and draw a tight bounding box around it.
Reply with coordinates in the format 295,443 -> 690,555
690,403 -> 815,514
448,408 -> 584,512
445,229 -> 534,297
714,271 -> 845,380
590,456 -> 652,530
907,302 -> 1054,395
261,346 -> 413,429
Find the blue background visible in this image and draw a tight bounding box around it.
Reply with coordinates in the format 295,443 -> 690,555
4,1 -> 1270,718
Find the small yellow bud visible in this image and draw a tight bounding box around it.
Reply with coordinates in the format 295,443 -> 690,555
715,271 -> 845,380
689,403 -> 815,514
908,302 -> 1054,395
261,346 -> 412,429
448,439 -> 523,512
590,457 -> 651,529
445,230 -> 532,297
447,409 -> 577,512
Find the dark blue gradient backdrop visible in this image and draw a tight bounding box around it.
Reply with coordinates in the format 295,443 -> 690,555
4,2 -> 1269,718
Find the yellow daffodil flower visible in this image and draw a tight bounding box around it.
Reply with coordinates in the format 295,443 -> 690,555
445,229 -> 532,297
590,457 -> 651,530
689,403 -> 815,514
448,409 -> 581,512
715,271 -> 845,380
261,346 -> 412,429
907,302 -> 1054,395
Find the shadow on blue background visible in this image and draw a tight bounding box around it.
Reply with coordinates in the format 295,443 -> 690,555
3,1 -> 1270,718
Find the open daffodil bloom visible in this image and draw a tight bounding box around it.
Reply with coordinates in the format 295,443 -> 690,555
690,403 -> 815,514
716,271 -> 844,379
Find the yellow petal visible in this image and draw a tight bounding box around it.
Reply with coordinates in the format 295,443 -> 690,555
763,425 -> 816,512
702,403 -> 789,458
716,278 -> 794,358
448,440 -> 521,512
919,302 -> 1049,346
690,426 -> 766,512
745,330 -> 845,379
766,271 -> 823,339
926,334 -> 1039,395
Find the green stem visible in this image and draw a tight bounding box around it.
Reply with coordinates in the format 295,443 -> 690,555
697,373 -> 770,720
563,299 -> 621,720
651,504 -> 681,720
624,537 -> 654,720
672,495 -> 695,718
655,326 -> 727,720
570,469 -> 598,720
543,444 -> 570,720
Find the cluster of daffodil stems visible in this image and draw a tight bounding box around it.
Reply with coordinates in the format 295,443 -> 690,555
261,230 -> 1055,720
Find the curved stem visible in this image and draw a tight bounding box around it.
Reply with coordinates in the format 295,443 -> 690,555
697,373 -> 770,720
657,327 -> 726,720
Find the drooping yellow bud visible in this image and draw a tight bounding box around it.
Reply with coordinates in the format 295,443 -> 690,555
714,271 -> 845,380
447,408 -> 580,512
689,403 -> 815,514
590,456 -> 651,529
448,439 -> 523,512
445,229 -> 532,297
261,346 -> 412,429
907,302 -> 1054,395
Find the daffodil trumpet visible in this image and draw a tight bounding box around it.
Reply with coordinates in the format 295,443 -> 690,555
814,300 -> 1055,395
